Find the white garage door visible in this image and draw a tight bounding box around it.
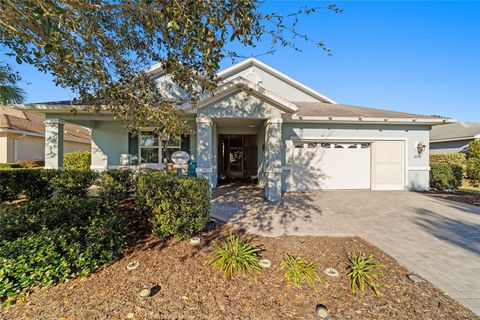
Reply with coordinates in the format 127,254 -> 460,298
291,142 -> 371,190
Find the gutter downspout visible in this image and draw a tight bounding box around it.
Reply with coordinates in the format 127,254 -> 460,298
13,134 -> 26,162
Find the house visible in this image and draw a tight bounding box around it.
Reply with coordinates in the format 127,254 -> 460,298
15,58 -> 452,201
0,106 -> 91,163
430,121 -> 480,154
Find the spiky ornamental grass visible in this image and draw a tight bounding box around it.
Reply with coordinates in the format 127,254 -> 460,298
209,233 -> 261,279
281,254 -> 322,289
346,252 -> 386,296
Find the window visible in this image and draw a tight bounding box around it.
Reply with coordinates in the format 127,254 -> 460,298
348,144 -> 358,149
164,136 -> 182,162
321,143 -> 331,149
334,144 -> 344,149
139,131 -> 160,164
361,143 -> 370,149
307,143 -> 318,149
294,143 -> 304,149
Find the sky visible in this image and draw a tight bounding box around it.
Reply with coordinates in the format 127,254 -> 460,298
2,1 -> 479,121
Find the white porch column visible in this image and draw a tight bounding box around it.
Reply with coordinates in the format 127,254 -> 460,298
196,116 -> 214,187
44,119 -> 65,169
265,118 -> 282,202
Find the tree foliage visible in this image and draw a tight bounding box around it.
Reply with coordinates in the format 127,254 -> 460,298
0,0 -> 341,136
0,63 -> 26,104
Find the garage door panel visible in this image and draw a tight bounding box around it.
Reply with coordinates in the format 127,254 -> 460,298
292,143 -> 371,190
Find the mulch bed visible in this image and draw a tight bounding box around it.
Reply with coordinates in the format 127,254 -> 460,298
427,190 -> 480,207
1,221 -> 478,320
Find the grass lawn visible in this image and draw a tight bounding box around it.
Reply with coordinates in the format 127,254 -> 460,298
1,220 -> 477,320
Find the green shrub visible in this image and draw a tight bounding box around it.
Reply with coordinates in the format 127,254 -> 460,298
50,170 -> 97,196
16,159 -> 44,168
281,254 -> 322,288
0,170 -> 21,202
430,153 -> 467,174
209,233 -> 261,278
466,158 -> 480,187
98,169 -> 135,206
137,173 -> 210,239
0,195 -> 102,241
429,162 -> 463,190
0,163 -> 21,169
0,196 -> 125,302
346,252 -> 385,296
468,140 -> 480,159
13,169 -> 56,200
64,151 -> 91,170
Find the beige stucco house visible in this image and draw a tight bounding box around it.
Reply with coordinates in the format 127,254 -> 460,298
0,106 -> 90,163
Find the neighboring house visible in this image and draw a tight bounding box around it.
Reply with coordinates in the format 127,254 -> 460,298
0,106 -> 91,163
430,121 -> 480,154
15,58 -> 452,201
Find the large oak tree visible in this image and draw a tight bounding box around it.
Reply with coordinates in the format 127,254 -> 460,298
0,0 -> 340,136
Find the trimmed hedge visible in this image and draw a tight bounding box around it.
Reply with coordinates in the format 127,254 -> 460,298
137,173 -> 210,239
430,153 -> 467,172
98,169 -> 135,206
64,151 -> 91,171
0,195 -> 125,302
0,169 -> 97,202
16,159 -> 44,168
430,162 -> 463,190
0,163 -> 21,169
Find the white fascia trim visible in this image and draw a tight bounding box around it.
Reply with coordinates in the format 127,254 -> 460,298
0,128 -> 90,144
186,77 -> 298,113
217,58 -> 337,104
289,115 -> 455,125
13,103 -> 93,113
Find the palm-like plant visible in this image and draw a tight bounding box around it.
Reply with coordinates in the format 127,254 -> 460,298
209,233 -> 262,279
346,252 -> 386,296
281,254 -> 322,288
0,64 -> 26,104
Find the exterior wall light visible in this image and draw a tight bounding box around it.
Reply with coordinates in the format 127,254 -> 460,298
415,141 -> 426,156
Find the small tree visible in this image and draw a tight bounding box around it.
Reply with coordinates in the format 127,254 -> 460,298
468,140 -> 480,159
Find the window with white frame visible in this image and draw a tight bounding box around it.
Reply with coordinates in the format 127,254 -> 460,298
139,131 -> 160,164
165,136 -> 182,163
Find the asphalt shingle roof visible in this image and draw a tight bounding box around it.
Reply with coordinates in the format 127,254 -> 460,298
293,102 -> 439,119
0,106 -> 91,142
430,121 -> 480,141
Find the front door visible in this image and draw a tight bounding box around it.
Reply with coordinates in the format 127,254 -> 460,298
218,134 -> 258,183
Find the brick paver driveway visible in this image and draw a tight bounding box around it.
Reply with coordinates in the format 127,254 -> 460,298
211,185 -> 480,314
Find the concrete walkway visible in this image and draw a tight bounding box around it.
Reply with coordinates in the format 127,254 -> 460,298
211,185 -> 480,314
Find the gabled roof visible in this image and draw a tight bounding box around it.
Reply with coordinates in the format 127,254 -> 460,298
0,106 -> 91,143
218,58 -> 337,104
430,121 -> 480,142
185,77 -> 298,113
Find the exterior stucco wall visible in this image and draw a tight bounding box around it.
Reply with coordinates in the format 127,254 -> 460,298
0,132 -> 89,163
91,121 -> 129,168
430,139 -> 471,154
0,133 -> 13,163
222,66 -> 319,102
198,91 -> 283,120
281,123 -> 431,191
